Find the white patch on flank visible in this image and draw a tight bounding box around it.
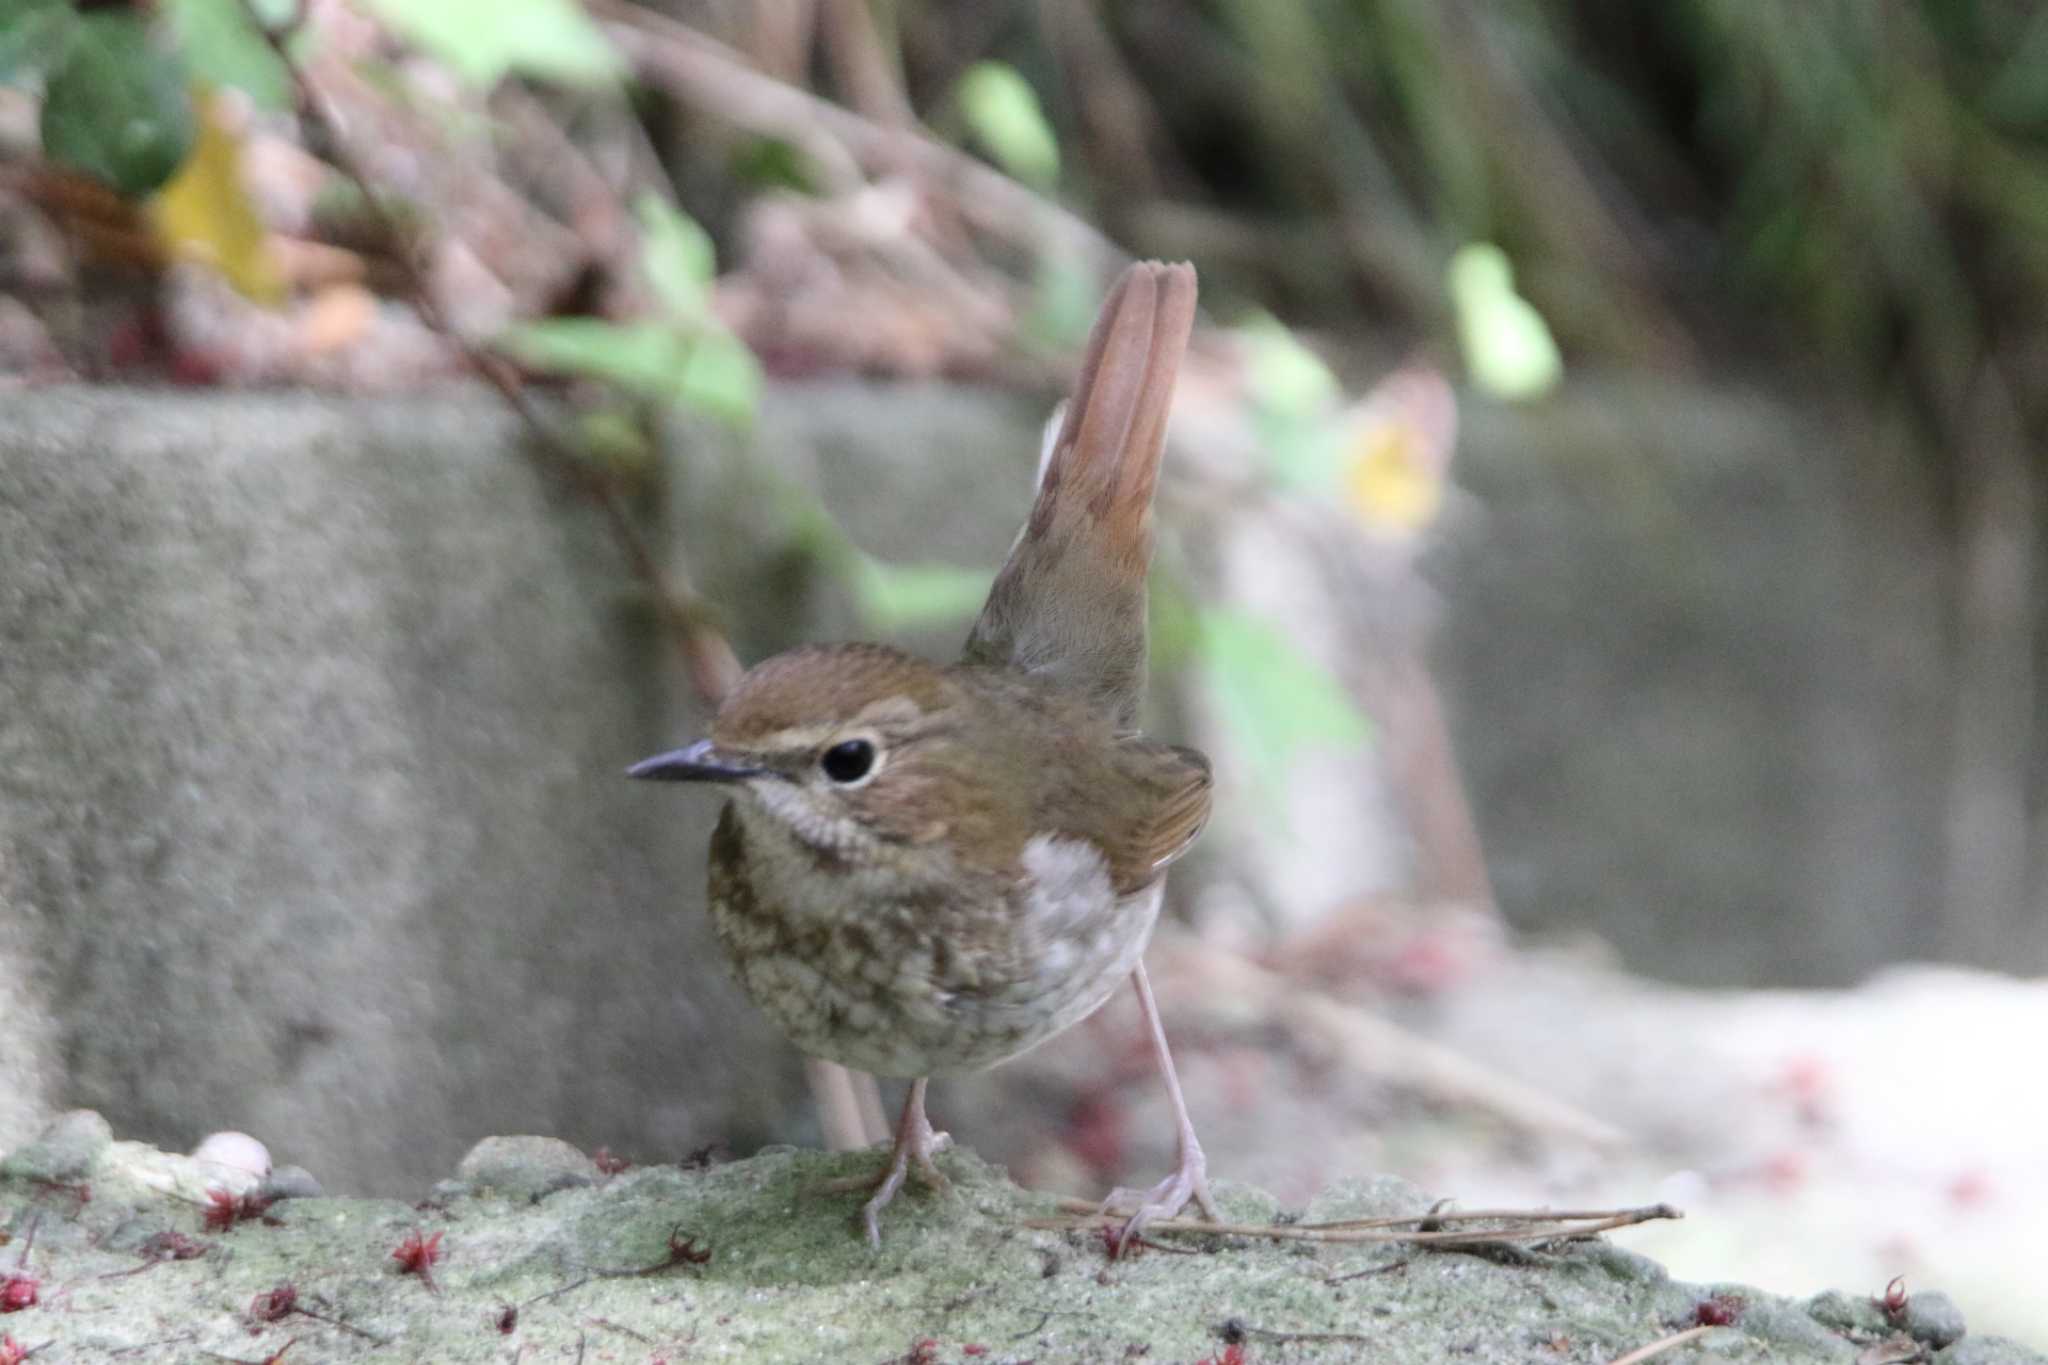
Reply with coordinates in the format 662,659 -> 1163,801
1020,833 -> 1116,941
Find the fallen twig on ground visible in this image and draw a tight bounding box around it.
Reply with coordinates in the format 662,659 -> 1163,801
1035,1200 -> 1680,1247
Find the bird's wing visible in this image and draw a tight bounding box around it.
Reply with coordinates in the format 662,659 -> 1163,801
1096,740 -> 1213,897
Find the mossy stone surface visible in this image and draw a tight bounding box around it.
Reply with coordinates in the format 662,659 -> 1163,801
5,1116 -> 2042,1364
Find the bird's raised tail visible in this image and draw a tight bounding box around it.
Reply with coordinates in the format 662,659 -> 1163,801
962,261 -> 1197,725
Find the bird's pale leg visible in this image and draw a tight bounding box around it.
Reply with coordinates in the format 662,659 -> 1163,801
1099,959 -> 1220,1253
858,1076 -> 952,1247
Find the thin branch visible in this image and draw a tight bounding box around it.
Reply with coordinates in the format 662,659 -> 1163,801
1036,1201 -> 1680,1247
1228,1322 -> 1376,1347
238,0 -> 740,709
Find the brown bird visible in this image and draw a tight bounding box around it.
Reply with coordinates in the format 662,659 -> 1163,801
631,262 -> 1217,1246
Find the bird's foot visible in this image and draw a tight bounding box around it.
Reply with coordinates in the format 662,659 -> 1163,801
813,1078 -> 952,1247
857,1119 -> 951,1248
1097,1134 -> 1220,1257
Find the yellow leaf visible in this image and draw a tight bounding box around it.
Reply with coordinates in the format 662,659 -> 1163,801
1344,422 -> 1442,532
1339,365 -> 1458,534
149,89 -> 284,306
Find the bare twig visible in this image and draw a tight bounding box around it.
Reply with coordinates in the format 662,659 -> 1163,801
1224,1319 -> 1376,1347
522,1275 -> 592,1309
588,1318 -> 652,1345
1323,1257 -> 1410,1283
819,0 -> 912,127
1036,1200 -> 1680,1247
237,0 -> 741,709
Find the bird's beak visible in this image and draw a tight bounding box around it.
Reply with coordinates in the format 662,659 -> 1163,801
626,739 -> 763,783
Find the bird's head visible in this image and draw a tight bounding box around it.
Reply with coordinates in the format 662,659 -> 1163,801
628,643 -> 974,855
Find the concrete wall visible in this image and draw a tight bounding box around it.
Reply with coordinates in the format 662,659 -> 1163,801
0,390 -> 788,1182
0,375 -> 1983,1187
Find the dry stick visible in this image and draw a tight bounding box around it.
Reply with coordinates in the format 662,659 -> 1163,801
1038,1201 -> 1680,1247
588,1318 -> 653,1345
1324,1257 -> 1409,1284
238,0 -> 740,709
587,0 -> 1125,274
1229,1323 -> 1376,1347
1287,1204 -> 1681,1232
1606,1324 -> 1714,1365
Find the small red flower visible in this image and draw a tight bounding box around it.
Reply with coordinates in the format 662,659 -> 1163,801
591,1147 -> 632,1176
0,1275 -> 36,1313
391,1229 -> 443,1290
1694,1294 -> 1745,1327
666,1230 -> 712,1266
1878,1275 -> 1908,1321
0,1333 -> 27,1365
203,1188 -> 275,1232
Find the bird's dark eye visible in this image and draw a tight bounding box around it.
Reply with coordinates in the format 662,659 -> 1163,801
821,738 -> 876,784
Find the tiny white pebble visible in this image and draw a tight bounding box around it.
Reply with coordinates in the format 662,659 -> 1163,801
191,1131 -> 272,1179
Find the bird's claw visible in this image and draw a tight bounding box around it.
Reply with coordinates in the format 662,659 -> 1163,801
857,1125 -> 952,1248
1098,1141 -> 1219,1256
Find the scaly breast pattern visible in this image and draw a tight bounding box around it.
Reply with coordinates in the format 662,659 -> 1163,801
706,802 -> 1159,1078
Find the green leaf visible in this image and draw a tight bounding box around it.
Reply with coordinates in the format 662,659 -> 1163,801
495,318 -> 685,398
1237,314 -> 1343,489
1021,250 -> 1098,351
635,193 -> 715,318
40,14 -> 196,197
358,0 -> 620,88
956,61 -> 1060,186
1196,607 -> 1371,798
160,0 -> 288,110
496,319 -> 760,428
728,135 -> 814,193
673,334 -> 761,429
1446,242 -> 1563,402
575,405 -> 656,475
851,558 -> 992,632
1240,313 -> 1338,420
0,0 -> 77,83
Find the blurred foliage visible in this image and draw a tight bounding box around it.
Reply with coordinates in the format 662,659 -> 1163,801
36,12 -> 194,196
358,0 -> 619,88
9,0 -> 2045,870
495,194 -> 761,429
160,0 -> 289,111
1195,607 -> 1373,807
151,92 -> 283,303
884,2 -> 2047,479
1446,243 -> 1561,402
956,60 -> 1061,187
